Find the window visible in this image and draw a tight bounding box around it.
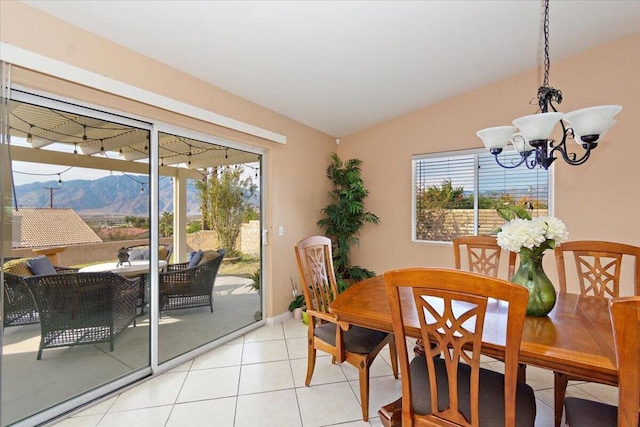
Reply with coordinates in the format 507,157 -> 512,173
412,149 -> 550,242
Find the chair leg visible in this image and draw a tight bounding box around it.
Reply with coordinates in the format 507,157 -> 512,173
305,337 -> 316,387
358,359 -> 370,422
388,338 -> 399,379
554,371 -> 569,427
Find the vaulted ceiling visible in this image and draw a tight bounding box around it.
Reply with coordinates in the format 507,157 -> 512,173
20,1 -> 640,136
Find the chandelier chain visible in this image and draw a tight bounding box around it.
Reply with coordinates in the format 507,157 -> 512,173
543,0 -> 550,88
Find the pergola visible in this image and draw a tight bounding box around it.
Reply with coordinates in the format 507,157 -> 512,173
6,99 -> 258,259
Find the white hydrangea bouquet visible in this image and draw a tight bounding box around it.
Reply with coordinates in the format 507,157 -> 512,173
495,206 -> 569,255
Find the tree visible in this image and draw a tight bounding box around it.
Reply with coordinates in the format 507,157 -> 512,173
317,153 -> 380,289
196,165 -> 257,257
159,211 -> 173,237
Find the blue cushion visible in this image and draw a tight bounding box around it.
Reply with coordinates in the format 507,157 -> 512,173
27,256 -> 57,276
188,250 -> 203,268
187,251 -> 197,262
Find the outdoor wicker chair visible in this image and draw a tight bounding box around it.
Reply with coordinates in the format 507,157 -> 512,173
3,257 -> 78,328
159,249 -> 224,312
23,272 -> 139,360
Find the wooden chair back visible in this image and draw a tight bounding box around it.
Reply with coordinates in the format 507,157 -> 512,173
384,268 -> 528,426
294,235 -> 339,315
453,236 -> 517,280
554,240 -> 640,296
610,296 -> 640,426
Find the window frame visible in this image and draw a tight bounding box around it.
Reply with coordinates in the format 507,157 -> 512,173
411,147 -> 555,243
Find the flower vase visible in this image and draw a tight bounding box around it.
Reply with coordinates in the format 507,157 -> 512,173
511,248 -> 557,316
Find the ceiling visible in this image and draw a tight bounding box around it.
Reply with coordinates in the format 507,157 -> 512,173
21,1 -> 640,137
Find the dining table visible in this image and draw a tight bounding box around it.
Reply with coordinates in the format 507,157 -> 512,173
330,275 -> 618,427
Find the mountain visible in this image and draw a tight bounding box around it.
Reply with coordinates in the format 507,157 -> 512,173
13,175 -> 202,216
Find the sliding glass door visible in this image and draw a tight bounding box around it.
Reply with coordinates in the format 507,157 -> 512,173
1,86 -> 265,426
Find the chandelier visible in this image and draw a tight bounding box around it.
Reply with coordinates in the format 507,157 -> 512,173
476,0 -> 622,170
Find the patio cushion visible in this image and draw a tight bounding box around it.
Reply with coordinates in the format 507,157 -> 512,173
27,256 -> 57,276
197,250 -> 222,266
128,246 -> 150,261
158,246 -> 170,261
2,258 -> 34,277
188,250 -> 203,268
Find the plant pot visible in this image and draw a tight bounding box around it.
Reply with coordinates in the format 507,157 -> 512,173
301,310 -> 309,325
292,307 -> 302,320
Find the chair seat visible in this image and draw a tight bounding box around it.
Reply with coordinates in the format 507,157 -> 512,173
314,323 -> 389,354
410,355 -> 536,426
565,397 -> 639,427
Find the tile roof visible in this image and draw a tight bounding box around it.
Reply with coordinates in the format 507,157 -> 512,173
12,208 -> 102,248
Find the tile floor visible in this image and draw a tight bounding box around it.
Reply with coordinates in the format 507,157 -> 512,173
54,318 -> 618,427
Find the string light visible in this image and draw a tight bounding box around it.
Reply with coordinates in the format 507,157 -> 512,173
57,174 -> 62,185
26,125 -> 33,144
188,144 -> 192,165
119,148 -> 123,156
100,139 -> 105,153
160,157 -> 164,166
73,143 -> 78,155
82,125 -> 87,141
225,148 -> 228,159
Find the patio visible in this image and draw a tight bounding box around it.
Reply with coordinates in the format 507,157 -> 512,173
1,275 -> 258,426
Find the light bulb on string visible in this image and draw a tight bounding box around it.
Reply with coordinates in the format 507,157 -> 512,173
82,125 -> 87,142
73,143 -> 78,155
100,139 -> 105,154
57,174 -> 62,186
225,149 -> 228,159
27,125 -> 33,144
119,148 -> 123,156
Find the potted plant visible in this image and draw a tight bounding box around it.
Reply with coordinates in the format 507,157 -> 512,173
288,279 -> 306,320
317,152 -> 380,291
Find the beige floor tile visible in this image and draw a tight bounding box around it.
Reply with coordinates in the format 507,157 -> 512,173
285,337 -> 308,360
341,355 -> 395,380
575,381 -> 618,406
290,354 -> 348,387
534,397 -> 556,427
242,340 -> 289,364
109,372 -> 188,412
176,366 -> 241,403
238,360 -> 295,395
282,319 -> 308,339
348,375 -> 402,420
165,397 -> 236,427
191,343 -> 243,370
98,406 -> 172,427
235,389 -> 302,427
165,360 -> 193,373
296,382 -> 364,426
524,365 -> 555,391
243,324 -> 285,342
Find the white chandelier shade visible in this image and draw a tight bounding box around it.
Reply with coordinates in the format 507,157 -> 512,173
563,105 -> 622,138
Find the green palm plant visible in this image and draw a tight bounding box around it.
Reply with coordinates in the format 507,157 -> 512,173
317,152 -> 380,291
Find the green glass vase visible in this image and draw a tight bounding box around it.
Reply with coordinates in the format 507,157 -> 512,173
511,247 -> 557,316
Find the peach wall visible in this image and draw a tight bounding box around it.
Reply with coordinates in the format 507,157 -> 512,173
340,33 -> 640,296
0,1 -> 335,315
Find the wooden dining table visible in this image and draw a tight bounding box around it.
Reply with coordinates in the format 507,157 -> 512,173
330,275 -> 618,426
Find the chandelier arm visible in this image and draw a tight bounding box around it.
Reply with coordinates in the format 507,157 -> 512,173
548,123 -> 594,166
490,151 -> 534,169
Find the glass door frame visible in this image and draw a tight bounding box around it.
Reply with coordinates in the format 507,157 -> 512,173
2,84 -> 268,427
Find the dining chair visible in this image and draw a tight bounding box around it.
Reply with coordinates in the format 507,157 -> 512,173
564,296 -> 640,427
553,240 -> 640,426
554,240 -> 640,297
294,236 -> 398,422
453,235 -> 517,280
384,267 -> 536,426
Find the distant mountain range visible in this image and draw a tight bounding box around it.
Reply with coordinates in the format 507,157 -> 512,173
13,175 -> 203,216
